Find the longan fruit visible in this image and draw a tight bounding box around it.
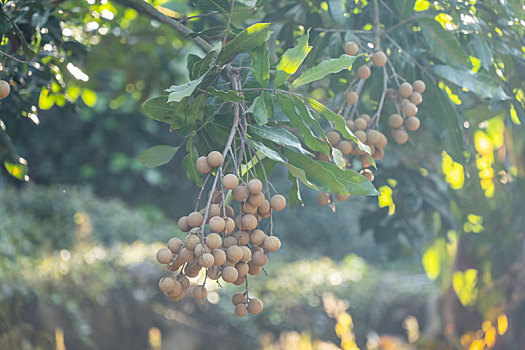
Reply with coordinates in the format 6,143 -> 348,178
360,169 -> 375,182
388,114 -> 403,128
406,116 -> 421,131
386,88 -> 398,101
233,185 -> 249,202
372,51 -> 387,67
189,227 -> 201,235
354,130 -> 367,143
270,194 -> 286,211
344,91 -> 359,105
354,117 -> 367,130
317,192 -> 331,206
326,130 -> 341,146
250,229 -> 267,246
336,193 -> 350,202
232,292 -> 247,305
236,262 -> 249,277
198,252 -> 215,268
178,247 -> 194,262
227,245 -> 244,263
193,285 -> 207,299
211,188 -> 223,204
225,205 -> 235,218
247,298 -> 264,314
398,82 -> 413,98
263,236 -> 281,252
258,200 -> 271,215
233,275 -> 246,286
393,129 -> 409,144
207,151 -> 223,167
346,119 -> 355,131
196,156 -> 212,174
0,80 -> 10,99
211,249 -> 227,265
208,204 -> 221,218
409,92 -> 422,105
235,304 -> 249,317
234,230 -> 250,245
209,216 -> 226,233
361,114 -> 371,124
248,192 -> 265,207
367,130 -> 381,146
240,246 -> 252,262
251,251 -> 267,266
207,266 -> 220,280
403,102 -> 418,117
167,238 -> 183,254
167,283 -> 183,298
222,265 -> 239,283
357,65 -> 371,80
241,214 -> 258,230
205,233 -> 221,249
223,236 -> 238,249
247,179 -> 263,194
178,216 -> 191,232
360,154 -> 371,168
376,132 -> 388,148
184,234 -> 201,251
225,217 -> 235,234
169,291 -> 184,302
187,211 -> 204,228
318,152 -> 331,162
194,243 -> 207,257
344,42 -> 359,56
373,147 -> 384,160
413,80 -> 426,93
180,276 -> 190,290
337,140 -> 353,155
222,174 -> 239,190
156,248 -> 173,264
159,277 -> 176,293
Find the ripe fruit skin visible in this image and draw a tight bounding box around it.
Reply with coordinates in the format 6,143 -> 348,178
225,205 -> 235,218
346,120 -> 355,131
184,234 -> 200,251
199,252 -> 214,268
236,261 -> 249,277
406,116 -> 421,131
167,238 -> 183,253
222,174 -> 239,190
248,261 -> 262,275
235,230 -> 250,245
336,193 -> 349,202
373,147 -> 384,160
225,217 -> 235,234
187,211 -> 204,228
180,276 -> 190,290
159,277 -> 176,293
227,245 -> 244,263
398,82 -> 413,98
386,88 -> 398,101
337,140 -> 353,155
354,117 -> 367,130
193,285 -> 207,299
413,80 -> 426,93
357,65 -> 371,80
207,151 -> 223,167
393,129 -> 409,144
251,251 -> 267,266
157,248 -> 173,264
212,249 -> 227,265
179,247 -> 194,262
241,246 -> 252,262
388,114 -> 403,128
241,214 -> 258,230
326,130 -> 341,145
270,194 -> 286,211
247,179 -> 263,194
372,51 -> 387,66
409,92 -> 422,105
0,80 -> 10,99
222,265 -> 239,283
232,292 -> 247,305
258,200 -> 270,215
367,130 -> 381,146
185,262 -> 201,278
235,304 -> 249,317
233,276 -> 246,286
360,154 -> 371,168
247,298 -> 264,314
178,216 -> 190,232
209,216 -> 226,233
263,236 -> 281,252
317,192 -> 331,206
344,42 -> 359,56
206,233 -> 222,249
223,236 -> 238,248
250,229 -> 266,246
248,192 -> 265,207
345,91 -> 359,105
354,130 -> 367,143
403,102 -> 418,117
360,169 -> 375,182
376,132 -> 388,149
196,156 -> 212,174
209,204 -> 220,218
233,185 -> 248,202
207,266 -> 220,280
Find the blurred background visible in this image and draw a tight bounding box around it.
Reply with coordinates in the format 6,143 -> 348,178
1,0 -> 524,349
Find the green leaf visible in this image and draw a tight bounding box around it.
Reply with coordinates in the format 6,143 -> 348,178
166,75 -> 205,103
186,94 -> 207,124
251,44 -> 270,87
419,17 -> 470,67
251,92 -> 274,125
138,145 -> 180,168
291,54 -> 358,88
288,175 -> 303,209
424,77 -> 465,164
247,124 -> 310,154
317,161 -> 379,196
217,23 -> 271,65
142,96 -> 186,126
394,0 -> 415,19
191,51 -> 214,79
276,93 -> 330,155
471,36 -> 493,71
275,32 -> 312,86
3,160 -> 28,181
206,87 -> 244,102
304,97 -> 373,161
432,65 -> 508,100
327,0 -> 344,24
332,148 -> 345,169
192,0 -> 231,15
183,139 -> 203,187
463,103 -> 506,123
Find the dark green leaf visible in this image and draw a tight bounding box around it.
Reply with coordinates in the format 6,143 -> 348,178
217,23 -> 271,65
394,0 -> 415,19
275,32 -> 312,86
327,0 -> 344,24
206,87 -> 244,102
165,75 -> 205,103
471,36 -> 493,71
291,54 -> 357,88
288,176 -> 303,209
142,96 -> 186,126
251,44 -> 270,87
251,92 -> 274,125
192,0 -> 230,15
191,51 -> 214,79
247,124 -> 310,154
463,103 -> 506,123
186,94 -> 207,124
183,139 -> 203,187
317,161 -> 379,196
138,145 -> 180,168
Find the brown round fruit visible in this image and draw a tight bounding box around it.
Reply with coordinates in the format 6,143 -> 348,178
156,248 -> 173,264
344,91 -> 359,105
376,132 -> 388,149
223,236 -> 238,248
234,230 -> 250,245
207,266 -> 220,280
222,265 -> 239,283
346,119 -> 355,131
403,102 -> 418,117
0,80 -> 10,99
167,238 -> 183,254
199,252 -> 215,268
336,193 -> 349,202
388,114 -> 403,128
247,179 -> 263,194
258,200 -> 271,215
248,192 -> 265,207
233,185 -> 249,202
225,217 -> 235,234
209,216 -> 226,233
413,80 -> 426,93
159,277 -> 176,293
317,192 -> 331,206
241,246 -> 252,262
360,154 -> 371,168
187,211 -> 204,228
354,117 -> 367,130
372,51 -> 387,67
398,82 -> 413,98
248,261 -> 262,275
180,276 -> 190,290
226,245 -> 244,263
225,205 -> 235,218
205,233 -> 222,249
251,251 -> 267,266
270,194 -> 286,211
193,285 -> 207,299
337,140 -> 353,155
344,42 -> 359,56
373,147 -> 384,160
196,156 -> 212,174
393,129 -> 409,144
406,116 -> 420,131
247,298 -> 264,314
178,247 -> 194,263
222,174 -> 239,190
263,236 -> 281,252
326,130 -> 341,145
207,151 -> 223,167
354,130 -> 367,143
232,292 -> 247,305
386,88 -> 398,101
409,92 -> 422,105
212,249 -> 227,265
367,130 -> 382,146
250,229 -> 267,246
239,214 -> 257,231
178,216 -> 190,232
235,304 -> 249,317
357,65 -> 371,80
184,234 -> 200,251
236,262 -> 249,277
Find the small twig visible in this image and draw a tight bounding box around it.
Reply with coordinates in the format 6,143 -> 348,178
371,66 -> 388,127
195,172 -> 213,211
0,50 -> 27,63
372,0 -> 381,50
223,0 -> 236,45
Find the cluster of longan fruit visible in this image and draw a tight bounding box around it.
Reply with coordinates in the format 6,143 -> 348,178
386,80 -> 425,144
0,80 -> 11,99
155,150 -> 286,317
